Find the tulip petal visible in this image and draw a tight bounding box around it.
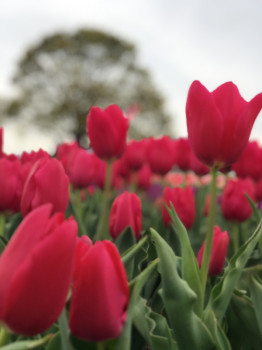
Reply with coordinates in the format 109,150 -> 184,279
69,241 -> 129,342
186,80 -> 223,166
3,218 -> 77,335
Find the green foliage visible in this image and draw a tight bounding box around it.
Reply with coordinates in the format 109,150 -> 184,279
150,228 -> 215,349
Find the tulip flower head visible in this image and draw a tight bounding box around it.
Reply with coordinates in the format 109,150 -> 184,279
0,204 -> 77,335
162,186 -> 196,229
186,80 -> 262,169
146,136 -> 174,175
109,191 -> 142,240
69,240 -> 129,342
87,104 -> 129,160
197,226 -> 229,276
20,157 -> 69,216
221,177 -> 255,222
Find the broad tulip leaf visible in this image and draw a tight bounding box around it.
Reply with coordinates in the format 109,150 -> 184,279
249,274 -> 262,337
0,335 -> 51,350
203,308 -> 231,350
167,203 -> 203,316
150,228 -> 215,349
115,227 -> 136,255
133,296 -> 178,350
114,258 -> 159,350
204,220 -> 262,323
46,332 -> 62,350
226,291 -> 262,350
58,309 -> 73,350
246,194 -> 261,223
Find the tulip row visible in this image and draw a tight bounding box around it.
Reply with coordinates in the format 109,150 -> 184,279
1,80 -> 262,350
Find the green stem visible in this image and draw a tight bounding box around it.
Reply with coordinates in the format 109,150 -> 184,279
94,160 -> 113,241
0,327 -> 11,346
232,222 -> 239,254
0,215 -> 6,237
58,309 -> 73,350
200,167 -> 217,298
97,341 -> 106,350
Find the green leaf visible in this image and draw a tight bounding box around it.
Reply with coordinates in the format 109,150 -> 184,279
0,335 -> 51,350
226,291 -> 262,350
115,227 -> 136,255
150,228 -> 215,350
133,296 -> 178,350
249,274 -> 262,336
45,333 -> 62,350
167,203 -> 203,316
58,309 -> 74,350
204,220 -> 262,323
246,194 -> 261,223
203,308 -> 231,350
114,258 -> 159,350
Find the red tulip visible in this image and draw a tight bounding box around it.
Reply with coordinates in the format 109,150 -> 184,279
173,137 -> 192,172
69,240 -> 129,342
137,164 -> 152,191
123,139 -> 146,171
21,157 -> 69,217
197,226 -> 229,275
109,191 -> 142,239
221,177 -> 255,222
0,204 -> 77,335
0,158 -> 22,213
56,141 -> 79,175
146,136 -> 174,175
68,148 -> 98,189
186,80 -> 262,169
232,141 -> 262,181
162,186 -> 195,229
255,178 -> 262,202
87,104 -> 129,160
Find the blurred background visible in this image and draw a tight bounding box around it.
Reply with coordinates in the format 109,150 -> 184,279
1,0 -> 262,154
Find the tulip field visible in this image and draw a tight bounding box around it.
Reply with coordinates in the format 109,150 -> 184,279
1,81 -> 262,349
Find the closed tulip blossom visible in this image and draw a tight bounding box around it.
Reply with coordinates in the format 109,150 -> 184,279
221,178 -> 255,222
232,141 -> 262,181
109,191 -> 142,239
0,204 -> 77,335
87,104 -> 129,160
197,226 -> 229,275
68,148 -> 98,189
162,186 -> 195,229
146,136 -> 174,175
123,139 -> 146,171
186,80 -> 262,169
69,240 -> 129,342
0,158 -> 22,213
20,157 -> 69,217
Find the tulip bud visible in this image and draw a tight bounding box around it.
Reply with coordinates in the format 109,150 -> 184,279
197,226 -> 229,275
109,191 -> 142,240
0,158 -> 22,213
21,157 -> 69,216
0,204 -> 77,335
232,141 -> 262,181
69,240 -> 129,342
146,136 -> 174,175
162,186 -> 195,229
123,139 -> 146,171
87,104 -> 129,160
186,80 -> 262,169
221,178 -> 255,222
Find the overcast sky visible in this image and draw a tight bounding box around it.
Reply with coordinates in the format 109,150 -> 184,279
1,0 -> 262,153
